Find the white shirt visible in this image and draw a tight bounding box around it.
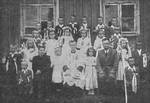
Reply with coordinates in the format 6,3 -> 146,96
94,36 -> 104,51
137,49 -> 142,56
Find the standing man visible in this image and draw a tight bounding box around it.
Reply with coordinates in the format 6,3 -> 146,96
32,45 -> 51,99
68,15 -> 80,42
96,38 -> 118,95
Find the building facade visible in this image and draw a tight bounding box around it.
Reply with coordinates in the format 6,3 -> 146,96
0,0 -> 150,55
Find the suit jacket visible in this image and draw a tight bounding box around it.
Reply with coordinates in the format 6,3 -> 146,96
96,48 -> 118,72
68,22 -> 80,42
132,49 -> 144,69
55,25 -> 65,39
125,66 -> 139,85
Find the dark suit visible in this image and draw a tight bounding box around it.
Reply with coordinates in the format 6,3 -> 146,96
96,48 -> 118,78
132,49 -> 145,80
55,25 -> 65,39
125,66 -> 140,92
32,54 -> 51,98
96,48 -> 118,95
68,22 -> 80,42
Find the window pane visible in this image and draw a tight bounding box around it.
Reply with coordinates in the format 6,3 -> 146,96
105,4 -> 119,26
25,6 -> 38,26
122,5 -> 134,32
41,8 -> 53,21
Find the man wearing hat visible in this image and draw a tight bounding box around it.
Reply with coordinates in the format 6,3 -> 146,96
32,45 -> 52,99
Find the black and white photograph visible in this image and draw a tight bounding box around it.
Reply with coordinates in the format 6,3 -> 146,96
0,0 -> 150,103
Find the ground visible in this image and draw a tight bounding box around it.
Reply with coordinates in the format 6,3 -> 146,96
0,81 -> 150,103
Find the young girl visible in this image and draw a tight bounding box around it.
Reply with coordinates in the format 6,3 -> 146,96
77,29 -> 91,60
117,38 -> 132,81
61,26 -> 74,56
51,46 -> 65,93
23,39 -> 38,70
45,28 -> 58,58
85,47 -> 98,95
94,29 -> 105,51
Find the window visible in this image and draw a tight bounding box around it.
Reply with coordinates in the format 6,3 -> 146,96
21,0 -> 57,36
104,1 -> 139,35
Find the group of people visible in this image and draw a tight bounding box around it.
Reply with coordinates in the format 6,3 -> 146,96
0,15 -> 149,102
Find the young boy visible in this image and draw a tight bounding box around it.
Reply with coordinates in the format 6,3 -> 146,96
17,60 -> 33,96
68,15 -> 80,42
94,16 -> 105,31
125,57 -> 139,94
55,17 -> 65,39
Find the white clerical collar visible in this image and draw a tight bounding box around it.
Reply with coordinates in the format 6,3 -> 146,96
137,49 -> 142,55
70,22 -> 77,25
59,24 -> 64,28
128,65 -> 136,71
104,49 -> 109,53
97,24 -> 104,27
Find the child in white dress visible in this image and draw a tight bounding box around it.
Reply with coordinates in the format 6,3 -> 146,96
45,29 -> 58,58
51,46 -> 65,92
85,47 -> 98,95
23,39 -> 38,71
117,38 -> 132,81
77,29 -> 91,60
94,29 -> 105,51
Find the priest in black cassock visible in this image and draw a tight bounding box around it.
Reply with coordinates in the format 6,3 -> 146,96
32,44 -> 51,99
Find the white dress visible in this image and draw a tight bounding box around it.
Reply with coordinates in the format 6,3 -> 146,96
46,39 -> 57,58
65,50 -> 78,72
77,37 -> 91,60
85,57 -> 98,90
117,49 -> 131,80
94,36 -> 104,51
52,55 -> 64,83
23,48 -> 38,69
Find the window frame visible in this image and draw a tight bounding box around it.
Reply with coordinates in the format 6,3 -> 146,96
103,0 -> 140,36
20,1 -> 58,37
